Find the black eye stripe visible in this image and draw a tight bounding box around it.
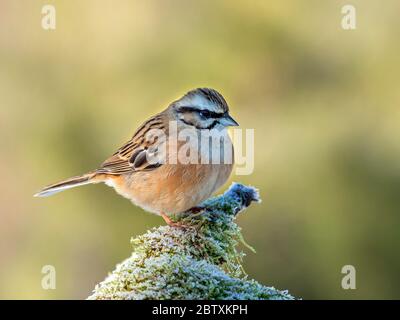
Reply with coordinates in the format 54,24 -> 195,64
178,106 -> 224,118
202,110 -> 224,118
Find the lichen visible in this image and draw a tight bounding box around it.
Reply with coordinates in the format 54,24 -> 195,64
88,183 -> 295,300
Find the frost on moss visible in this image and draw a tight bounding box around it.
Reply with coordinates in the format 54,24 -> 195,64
88,183 -> 295,300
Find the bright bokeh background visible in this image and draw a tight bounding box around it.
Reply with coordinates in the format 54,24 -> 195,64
1,0 -> 400,299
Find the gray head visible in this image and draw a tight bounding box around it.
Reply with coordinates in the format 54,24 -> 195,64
171,88 -> 239,130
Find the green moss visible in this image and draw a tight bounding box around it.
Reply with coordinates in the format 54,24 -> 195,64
88,183 -> 295,300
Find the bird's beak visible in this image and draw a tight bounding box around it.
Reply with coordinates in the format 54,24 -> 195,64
219,113 -> 239,127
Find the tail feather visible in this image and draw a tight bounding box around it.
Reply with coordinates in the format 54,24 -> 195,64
34,172 -> 96,197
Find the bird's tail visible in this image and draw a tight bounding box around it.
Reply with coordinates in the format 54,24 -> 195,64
34,171 -> 98,197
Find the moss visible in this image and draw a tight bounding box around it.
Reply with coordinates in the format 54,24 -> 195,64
88,183 -> 295,300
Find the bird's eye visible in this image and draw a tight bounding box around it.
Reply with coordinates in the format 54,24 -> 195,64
200,110 -> 211,118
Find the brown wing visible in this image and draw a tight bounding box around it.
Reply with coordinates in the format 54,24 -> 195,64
96,114 -> 166,175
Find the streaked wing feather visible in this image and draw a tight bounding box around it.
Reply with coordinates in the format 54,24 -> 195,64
97,115 -> 165,175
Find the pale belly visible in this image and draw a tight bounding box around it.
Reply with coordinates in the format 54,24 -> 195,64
106,163 -> 233,215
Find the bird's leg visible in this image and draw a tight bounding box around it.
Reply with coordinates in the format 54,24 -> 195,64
160,212 -> 183,227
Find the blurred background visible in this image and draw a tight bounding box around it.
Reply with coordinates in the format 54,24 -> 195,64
1,0 -> 400,299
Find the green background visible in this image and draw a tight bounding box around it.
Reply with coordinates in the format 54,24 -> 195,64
1,0 -> 399,299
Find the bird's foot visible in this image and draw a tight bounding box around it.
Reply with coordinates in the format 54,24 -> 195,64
161,212 -> 186,228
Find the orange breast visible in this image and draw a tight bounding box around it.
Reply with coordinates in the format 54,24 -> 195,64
106,129 -> 234,215
107,162 -> 233,215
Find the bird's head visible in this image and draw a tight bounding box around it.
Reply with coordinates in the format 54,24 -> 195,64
171,88 -> 239,130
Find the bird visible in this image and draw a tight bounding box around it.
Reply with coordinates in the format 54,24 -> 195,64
34,88 -> 239,226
